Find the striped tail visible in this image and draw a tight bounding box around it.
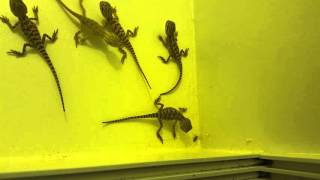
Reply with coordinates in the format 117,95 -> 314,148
125,41 -> 152,89
161,60 -> 182,96
102,113 -> 158,124
39,48 -> 66,112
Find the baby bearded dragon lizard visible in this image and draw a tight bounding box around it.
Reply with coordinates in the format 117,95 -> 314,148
0,0 -> 65,112
102,97 -> 192,144
158,20 -> 189,96
99,1 -> 152,89
56,0 -> 151,89
56,0 -> 119,48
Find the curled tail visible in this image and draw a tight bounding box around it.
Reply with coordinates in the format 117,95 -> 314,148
125,42 -> 152,89
102,113 -> 158,124
39,49 -> 66,112
161,61 -> 182,96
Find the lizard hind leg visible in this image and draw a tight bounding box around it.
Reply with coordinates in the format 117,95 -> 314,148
172,120 -> 178,139
7,43 -> 33,57
118,48 -> 127,64
74,31 -> 87,47
156,119 -> 164,144
180,48 -> 189,57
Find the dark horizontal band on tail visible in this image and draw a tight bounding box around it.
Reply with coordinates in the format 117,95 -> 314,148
102,113 -> 158,124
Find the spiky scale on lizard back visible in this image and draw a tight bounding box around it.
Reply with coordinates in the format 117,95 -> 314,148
165,21 -> 182,61
158,20 -> 189,97
1,0 -> 66,112
100,1 -> 152,89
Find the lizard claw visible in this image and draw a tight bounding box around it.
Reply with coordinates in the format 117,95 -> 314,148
158,35 -> 163,41
157,134 -> 164,144
32,6 -> 39,14
7,50 -> 24,57
0,16 -> 9,24
133,26 -> 139,36
158,56 -> 165,60
52,29 -> 59,42
184,48 -> 189,56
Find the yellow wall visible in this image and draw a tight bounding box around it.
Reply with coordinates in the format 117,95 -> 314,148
196,0 -> 320,155
0,0 -> 201,174
1,0 -> 320,176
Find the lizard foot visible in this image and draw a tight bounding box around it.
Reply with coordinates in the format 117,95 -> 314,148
32,6 -> 39,15
7,50 -> 24,57
0,16 -> 10,24
52,29 -> 59,42
157,133 -> 164,144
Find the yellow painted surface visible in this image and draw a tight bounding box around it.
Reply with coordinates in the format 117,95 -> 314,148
1,0 -> 320,177
196,0 -> 320,155
0,0 -> 201,175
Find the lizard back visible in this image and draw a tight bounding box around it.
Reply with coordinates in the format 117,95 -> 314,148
22,19 -> 66,112
100,1 -> 152,89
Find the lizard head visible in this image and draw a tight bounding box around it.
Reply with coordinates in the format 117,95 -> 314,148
10,0 -> 27,17
165,20 -> 176,37
100,1 -> 114,22
180,118 -> 192,133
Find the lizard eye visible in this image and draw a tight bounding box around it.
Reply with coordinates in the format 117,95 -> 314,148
10,0 -> 27,17
165,20 -> 176,35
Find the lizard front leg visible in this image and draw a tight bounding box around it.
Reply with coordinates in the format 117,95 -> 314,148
158,55 -> 171,64
74,31 -> 87,47
158,35 -> 168,49
0,16 -> 20,31
180,48 -> 189,58
42,29 -> 58,46
156,119 -> 164,144
118,48 -> 127,64
126,26 -> 139,39
154,96 -> 164,110
29,6 -> 39,24
179,108 -> 187,113
7,43 -> 33,57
